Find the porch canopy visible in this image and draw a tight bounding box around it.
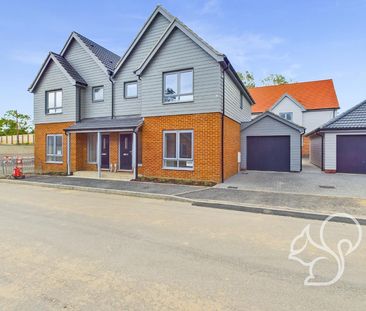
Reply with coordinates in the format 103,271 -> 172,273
64,116 -> 143,179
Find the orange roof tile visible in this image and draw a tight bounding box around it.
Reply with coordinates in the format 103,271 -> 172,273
248,79 -> 340,113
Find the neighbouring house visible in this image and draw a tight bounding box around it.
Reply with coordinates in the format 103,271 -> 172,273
29,5 -> 255,184
308,99 -> 366,174
240,111 -> 305,172
248,80 -> 340,156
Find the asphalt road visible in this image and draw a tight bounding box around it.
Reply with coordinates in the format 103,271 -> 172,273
0,183 -> 365,310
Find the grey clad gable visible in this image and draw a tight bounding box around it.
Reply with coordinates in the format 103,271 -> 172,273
241,111 -> 305,133
51,53 -> 87,86
28,52 -> 87,92
60,32 -> 120,75
63,37 -> 113,119
72,32 -> 120,71
33,60 -> 78,124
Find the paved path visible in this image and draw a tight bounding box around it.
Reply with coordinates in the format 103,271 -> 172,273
15,176 -> 366,218
24,175 -> 206,195
0,183 -> 365,310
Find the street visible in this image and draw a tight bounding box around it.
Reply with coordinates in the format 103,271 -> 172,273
0,183 -> 365,310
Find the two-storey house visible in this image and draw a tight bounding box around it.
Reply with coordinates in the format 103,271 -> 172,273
248,80 -> 340,156
29,5 -> 254,183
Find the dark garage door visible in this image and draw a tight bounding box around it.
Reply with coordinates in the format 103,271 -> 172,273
247,136 -> 291,172
337,135 -> 366,174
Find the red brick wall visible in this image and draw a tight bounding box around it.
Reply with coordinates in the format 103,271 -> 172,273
302,136 -> 310,157
34,122 -> 75,173
140,113 -> 223,183
35,113 -> 242,183
223,116 -> 241,180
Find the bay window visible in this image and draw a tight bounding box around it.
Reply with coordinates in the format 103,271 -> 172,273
163,130 -> 194,169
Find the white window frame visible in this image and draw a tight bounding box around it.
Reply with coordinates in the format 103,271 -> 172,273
87,133 -> 97,164
279,112 -> 293,121
163,69 -> 193,104
46,89 -> 63,114
163,130 -> 194,170
46,134 -> 63,163
124,81 -> 138,99
92,86 -> 104,102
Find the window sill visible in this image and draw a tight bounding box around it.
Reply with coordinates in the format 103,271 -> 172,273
124,96 -> 138,99
46,161 -> 63,164
92,100 -> 104,103
163,100 -> 194,105
163,166 -> 194,171
46,112 -> 63,115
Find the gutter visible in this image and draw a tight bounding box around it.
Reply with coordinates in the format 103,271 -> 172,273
221,64 -> 228,183
108,70 -> 115,119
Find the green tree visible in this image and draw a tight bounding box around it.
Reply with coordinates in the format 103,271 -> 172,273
261,74 -> 292,86
237,71 -> 256,88
0,110 -> 33,143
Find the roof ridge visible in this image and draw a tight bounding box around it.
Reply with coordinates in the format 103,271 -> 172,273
251,79 -> 334,89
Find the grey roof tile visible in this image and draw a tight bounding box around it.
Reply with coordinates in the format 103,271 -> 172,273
51,52 -> 87,86
65,116 -> 143,132
322,100 -> 366,129
74,32 -> 120,71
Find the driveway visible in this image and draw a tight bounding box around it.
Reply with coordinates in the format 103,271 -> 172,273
218,160 -> 366,199
0,182 -> 365,310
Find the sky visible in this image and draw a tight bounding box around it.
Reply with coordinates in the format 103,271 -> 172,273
1,0 -> 365,119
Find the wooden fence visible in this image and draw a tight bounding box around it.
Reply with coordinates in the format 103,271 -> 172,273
0,134 -> 34,145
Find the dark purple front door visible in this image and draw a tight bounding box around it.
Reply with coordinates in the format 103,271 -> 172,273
247,136 -> 291,172
120,134 -> 133,170
337,135 -> 366,174
101,134 -> 110,169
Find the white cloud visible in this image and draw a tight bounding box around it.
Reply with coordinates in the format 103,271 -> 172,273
202,31 -> 285,69
201,0 -> 221,15
10,50 -> 46,66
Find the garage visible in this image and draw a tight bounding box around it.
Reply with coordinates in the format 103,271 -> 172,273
308,99 -> 366,174
247,136 -> 290,171
337,135 -> 366,174
241,111 -> 305,172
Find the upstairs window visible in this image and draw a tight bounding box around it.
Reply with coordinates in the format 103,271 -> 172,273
92,86 -> 104,102
163,70 -> 193,103
46,90 -> 62,114
279,112 -> 293,122
163,130 -> 194,170
124,81 -> 138,98
46,134 -> 63,163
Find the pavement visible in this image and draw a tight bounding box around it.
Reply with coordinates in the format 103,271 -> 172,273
218,159 -> 366,199
6,175 -> 366,220
0,182 -> 365,310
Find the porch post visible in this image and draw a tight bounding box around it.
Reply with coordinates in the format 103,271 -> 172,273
132,131 -> 137,180
66,132 -> 71,175
97,131 -> 102,178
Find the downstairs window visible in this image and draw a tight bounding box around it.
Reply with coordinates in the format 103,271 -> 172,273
163,130 -> 194,169
46,134 -> 63,163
